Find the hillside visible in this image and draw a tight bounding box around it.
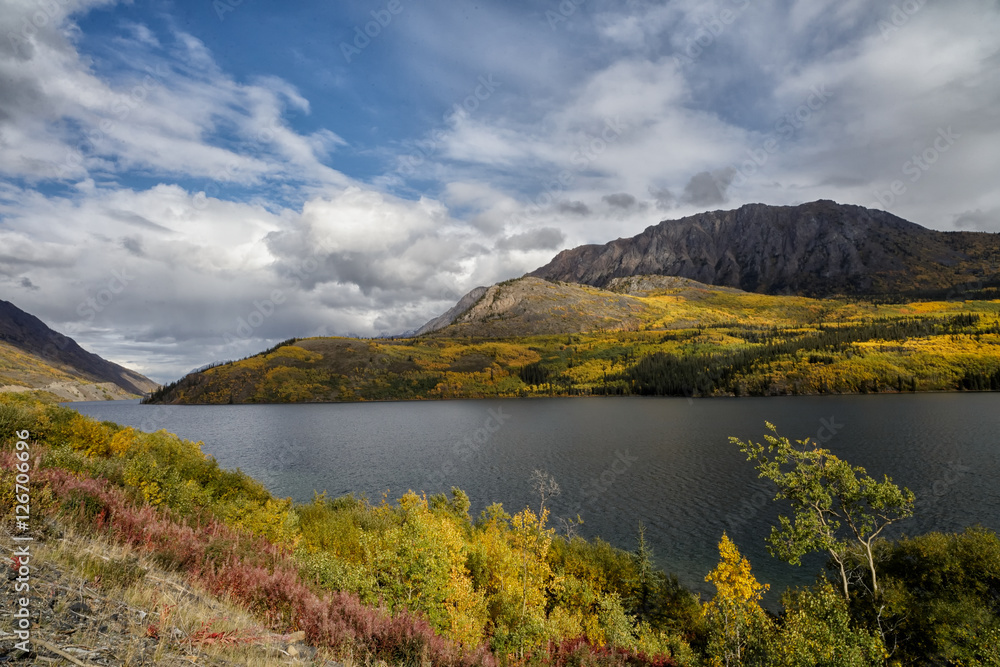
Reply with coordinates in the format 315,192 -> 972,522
6,391 -> 1000,665
433,277 -> 650,337
416,285 -> 489,334
146,276 -> 1000,404
0,299 -> 158,399
529,200 -> 1000,297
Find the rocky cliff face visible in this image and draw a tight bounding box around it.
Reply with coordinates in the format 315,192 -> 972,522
529,200 -> 1000,296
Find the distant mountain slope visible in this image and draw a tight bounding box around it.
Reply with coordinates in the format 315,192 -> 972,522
0,299 -> 158,397
433,277 -> 652,337
145,276 -> 1000,404
415,276 -> 753,339
416,286 -> 489,335
529,200 -> 1000,297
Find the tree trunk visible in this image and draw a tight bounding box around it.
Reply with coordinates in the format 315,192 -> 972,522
831,548 -> 850,600
864,540 -> 879,594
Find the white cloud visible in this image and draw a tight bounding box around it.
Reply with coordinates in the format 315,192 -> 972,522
0,4 -> 349,191
2,181 -> 501,380
409,0 -> 1000,232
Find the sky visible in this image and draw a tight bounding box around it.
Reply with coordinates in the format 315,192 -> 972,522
1,0 -> 998,383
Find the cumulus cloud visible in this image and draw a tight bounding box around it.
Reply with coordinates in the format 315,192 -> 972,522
264,187 -> 479,296
953,208 -> 1000,231
557,201 -> 591,216
0,0 -> 347,192
120,237 -> 144,256
648,186 -> 675,211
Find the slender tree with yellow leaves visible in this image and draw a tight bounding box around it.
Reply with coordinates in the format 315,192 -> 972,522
703,533 -> 772,667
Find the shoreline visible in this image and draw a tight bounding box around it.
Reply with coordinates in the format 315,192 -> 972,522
141,386 -> 1000,406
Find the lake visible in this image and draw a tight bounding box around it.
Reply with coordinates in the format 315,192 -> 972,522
68,394 -> 1000,605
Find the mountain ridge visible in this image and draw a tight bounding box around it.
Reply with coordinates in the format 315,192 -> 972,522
0,299 -> 159,398
528,200 -> 1000,297
416,286 -> 490,335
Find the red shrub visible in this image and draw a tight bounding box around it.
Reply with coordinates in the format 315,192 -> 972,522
35,465 -> 495,666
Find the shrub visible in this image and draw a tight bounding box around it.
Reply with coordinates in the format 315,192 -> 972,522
769,580 -> 884,666
872,528 -> 1000,664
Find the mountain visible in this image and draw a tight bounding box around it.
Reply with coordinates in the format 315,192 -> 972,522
529,200 -> 1000,297
147,200 -> 1000,405
415,286 -> 490,335
413,276 -> 751,339
0,299 -> 158,399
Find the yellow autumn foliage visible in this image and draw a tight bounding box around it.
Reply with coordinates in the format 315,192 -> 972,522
703,533 -> 772,667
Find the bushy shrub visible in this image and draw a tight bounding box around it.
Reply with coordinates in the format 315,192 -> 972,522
769,580 -> 884,667
871,527 -> 1000,665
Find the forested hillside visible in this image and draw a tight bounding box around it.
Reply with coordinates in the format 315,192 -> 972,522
146,277 -> 1000,404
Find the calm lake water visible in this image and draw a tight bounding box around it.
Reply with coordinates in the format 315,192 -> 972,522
68,394 -> 1000,604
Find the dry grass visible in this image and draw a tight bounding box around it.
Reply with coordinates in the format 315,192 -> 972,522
3,527 -> 344,666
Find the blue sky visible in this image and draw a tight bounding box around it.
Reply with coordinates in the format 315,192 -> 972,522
1,0 -> 999,382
